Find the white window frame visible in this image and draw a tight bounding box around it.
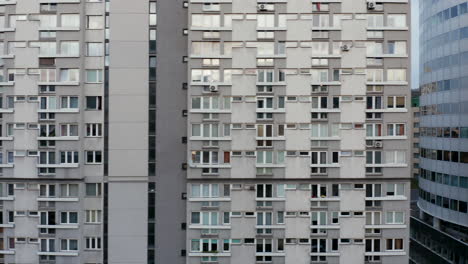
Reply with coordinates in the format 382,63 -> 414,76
60,151 -> 79,164
365,211 -> 381,225
257,212 -> 273,226
386,183 -> 405,197
85,210 -> 102,224
366,123 -> 382,137
60,239 -> 78,252
60,211 -> 78,224
60,124 -> 78,137
85,150 -> 102,164
311,211 -> 327,226
85,237 -> 101,250
190,183 -> 219,198
191,151 -> 218,165
386,238 -> 404,251
86,123 -> 102,137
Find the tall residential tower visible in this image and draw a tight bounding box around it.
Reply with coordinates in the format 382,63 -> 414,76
0,0 -> 411,263
186,0 -> 411,263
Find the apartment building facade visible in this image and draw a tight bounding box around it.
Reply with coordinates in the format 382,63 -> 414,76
186,0 -> 411,264
411,0 -> 468,263
0,0 -> 106,264
0,0 -> 412,263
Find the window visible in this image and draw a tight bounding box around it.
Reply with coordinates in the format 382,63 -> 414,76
311,184 -> 327,198
311,239 -> 327,253
191,96 -> 222,110
86,210 -> 102,223
366,123 -> 382,137
39,184 -> 56,197
60,41 -> 79,56
257,14 -> 275,28
256,184 -> 273,198
87,42 -> 103,56
257,212 -> 272,227
85,237 -> 101,250
384,150 -> 405,164
387,14 -> 406,27
85,183 -> 102,196
190,184 -> 219,198
191,239 -> 218,253
365,211 -> 381,225
191,123 -> 219,138
191,151 -> 218,165
366,42 -> 383,56
39,151 -> 56,165
386,238 -> 403,251
313,14 -> 329,27
191,212 -> 218,226
311,151 -> 327,164
366,151 -> 382,164
387,123 -> 405,136
386,212 -> 404,224
311,42 -> 329,55
191,42 -> 221,56
61,239 -> 78,251
256,239 -> 272,253
85,151 -> 102,164
311,212 -> 327,226
366,184 -> 382,197
367,69 -> 383,82
386,183 -> 404,196
86,96 -> 102,110
39,124 -> 56,137
312,96 -> 328,109
59,184 -> 78,197
387,96 -> 405,108
40,96 -> 58,110
277,211 -> 284,224
367,14 -> 384,27
223,212 -> 230,224
366,239 -> 381,252
60,69 -> 79,82
60,151 -> 79,164
387,41 -> 406,55
7,152 -> 14,164
86,123 -> 102,137
39,69 -> 56,82
191,69 -> 220,82
61,14 -> 80,27
40,238 -> 55,252
257,69 -> 274,83
86,69 -> 103,83
387,69 -> 406,81
256,151 -> 273,164
191,14 -> 220,28
311,69 -> 328,82
60,124 -> 78,137
60,212 -> 78,224
87,16 -> 103,29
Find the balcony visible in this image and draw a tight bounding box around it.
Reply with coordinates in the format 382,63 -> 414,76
36,163 -> 79,168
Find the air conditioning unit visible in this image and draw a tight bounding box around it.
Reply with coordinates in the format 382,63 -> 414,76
374,141 -> 383,148
257,4 -> 268,11
367,1 -> 376,10
341,44 -> 350,51
209,84 -> 218,92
